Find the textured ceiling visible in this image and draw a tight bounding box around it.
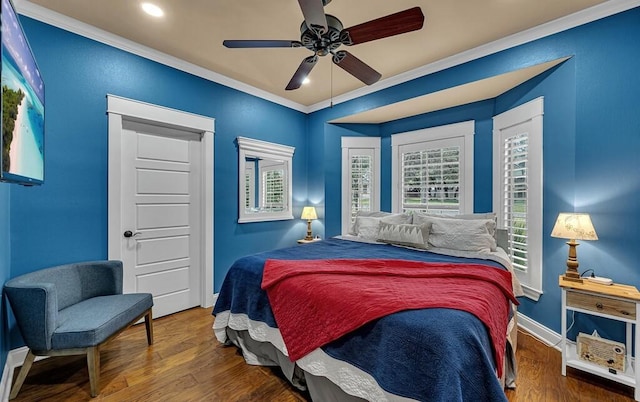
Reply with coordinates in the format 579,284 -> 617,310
23,0 -> 611,110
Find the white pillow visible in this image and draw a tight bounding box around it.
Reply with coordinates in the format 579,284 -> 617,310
354,213 -> 412,240
348,211 -> 395,235
377,222 -> 430,249
413,212 -> 497,239
415,215 -> 497,252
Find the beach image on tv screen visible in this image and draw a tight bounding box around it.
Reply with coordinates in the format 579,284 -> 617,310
1,0 -> 45,181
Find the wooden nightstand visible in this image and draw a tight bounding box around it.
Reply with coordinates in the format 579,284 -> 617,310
297,238 -> 322,244
559,275 -> 640,401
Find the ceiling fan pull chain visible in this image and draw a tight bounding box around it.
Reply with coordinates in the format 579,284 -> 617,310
330,61 -> 333,108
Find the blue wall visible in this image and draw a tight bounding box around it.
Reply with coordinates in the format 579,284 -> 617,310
3,17 -> 308,353
1,3 -> 639,382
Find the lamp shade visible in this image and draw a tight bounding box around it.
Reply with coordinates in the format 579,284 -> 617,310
301,206 -> 317,220
551,213 -> 598,241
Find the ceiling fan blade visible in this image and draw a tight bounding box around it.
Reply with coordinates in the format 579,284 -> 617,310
286,55 -> 319,90
340,7 -> 425,46
332,51 -> 381,85
223,40 -> 302,48
297,0 -> 328,35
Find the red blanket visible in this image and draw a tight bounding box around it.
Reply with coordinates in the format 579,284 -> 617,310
261,259 -> 518,377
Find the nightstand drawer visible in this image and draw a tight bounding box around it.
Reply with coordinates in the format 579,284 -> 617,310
567,292 -> 636,319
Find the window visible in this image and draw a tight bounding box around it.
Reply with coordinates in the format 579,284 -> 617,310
245,164 -> 255,209
392,121 -> 474,214
261,166 -> 285,211
493,97 -> 543,300
237,136 -> 294,223
341,137 -> 380,235
401,145 -> 460,214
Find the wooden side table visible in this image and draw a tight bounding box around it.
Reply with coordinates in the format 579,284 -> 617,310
559,275 -> 640,401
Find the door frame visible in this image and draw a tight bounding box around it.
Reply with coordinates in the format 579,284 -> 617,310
107,94 -> 214,309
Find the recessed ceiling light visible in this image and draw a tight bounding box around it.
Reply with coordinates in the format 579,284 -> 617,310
141,2 -> 164,18
303,78 -> 311,85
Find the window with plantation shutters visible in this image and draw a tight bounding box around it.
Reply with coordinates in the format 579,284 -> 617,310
493,97 -> 543,300
392,121 -> 474,215
501,133 -> 528,272
237,136 -> 294,223
350,154 -> 373,219
245,165 -> 255,209
341,137 -> 381,235
401,146 -> 460,214
261,168 -> 285,211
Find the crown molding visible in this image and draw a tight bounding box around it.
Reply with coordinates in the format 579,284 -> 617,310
14,0 -> 640,115
306,0 -> 640,113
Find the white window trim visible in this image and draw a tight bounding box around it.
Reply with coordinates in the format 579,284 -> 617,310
493,97 -> 544,301
237,136 -> 294,223
341,137 -> 381,235
391,121 -> 475,214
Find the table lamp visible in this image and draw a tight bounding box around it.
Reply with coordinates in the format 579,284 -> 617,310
551,213 -> 598,283
301,206 -> 318,240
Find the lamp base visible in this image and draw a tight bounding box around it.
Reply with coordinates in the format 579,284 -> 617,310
564,239 -> 583,283
304,219 -> 313,241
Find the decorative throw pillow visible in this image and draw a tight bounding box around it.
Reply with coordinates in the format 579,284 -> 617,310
354,213 -> 412,240
355,216 -> 383,240
413,212 -> 497,239
377,222 -> 430,249
349,211 -> 395,235
427,217 -> 497,252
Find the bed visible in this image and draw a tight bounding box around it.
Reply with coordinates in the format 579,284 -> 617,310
213,213 -> 523,401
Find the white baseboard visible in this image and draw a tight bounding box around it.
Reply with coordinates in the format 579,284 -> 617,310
517,312 -> 562,350
0,346 -> 26,402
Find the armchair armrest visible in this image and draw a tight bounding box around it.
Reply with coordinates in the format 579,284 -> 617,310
4,282 -> 58,352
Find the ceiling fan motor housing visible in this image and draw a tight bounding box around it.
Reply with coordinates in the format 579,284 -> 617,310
300,14 -> 343,56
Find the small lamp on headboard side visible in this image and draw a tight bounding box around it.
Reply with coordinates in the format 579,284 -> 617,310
551,213 -> 598,283
301,206 -> 318,241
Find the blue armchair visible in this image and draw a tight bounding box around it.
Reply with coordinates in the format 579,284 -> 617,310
3,260 -> 153,399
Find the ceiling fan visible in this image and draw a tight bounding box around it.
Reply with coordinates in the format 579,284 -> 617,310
223,0 -> 425,90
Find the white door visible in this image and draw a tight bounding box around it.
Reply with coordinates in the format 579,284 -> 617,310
107,95 -> 215,318
120,122 -> 201,317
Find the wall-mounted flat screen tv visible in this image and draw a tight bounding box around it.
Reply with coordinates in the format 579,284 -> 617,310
1,0 -> 45,185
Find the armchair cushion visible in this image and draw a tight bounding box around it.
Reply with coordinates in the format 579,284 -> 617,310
52,293 -> 152,350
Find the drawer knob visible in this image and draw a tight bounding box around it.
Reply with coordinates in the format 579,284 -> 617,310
622,310 -> 630,315
595,302 -> 604,310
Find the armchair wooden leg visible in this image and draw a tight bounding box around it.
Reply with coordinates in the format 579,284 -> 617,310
9,349 -> 36,400
145,309 -> 154,345
87,346 -> 100,397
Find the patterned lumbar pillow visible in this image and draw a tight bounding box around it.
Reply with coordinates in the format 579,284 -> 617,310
377,222 -> 430,249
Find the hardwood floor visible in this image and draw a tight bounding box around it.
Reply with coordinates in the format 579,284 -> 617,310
9,307 -> 636,401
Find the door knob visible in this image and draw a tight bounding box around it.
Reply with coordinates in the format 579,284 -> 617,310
123,230 -> 141,238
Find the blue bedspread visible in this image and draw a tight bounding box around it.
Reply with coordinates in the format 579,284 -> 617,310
213,238 -> 509,401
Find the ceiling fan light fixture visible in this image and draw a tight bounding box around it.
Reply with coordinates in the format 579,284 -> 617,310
141,2 -> 164,18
